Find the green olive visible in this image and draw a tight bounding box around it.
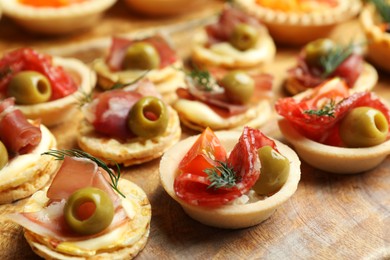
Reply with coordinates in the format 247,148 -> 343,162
0,141 -> 9,170
122,42 -> 160,70
127,96 -> 168,138
219,70 -> 255,105
7,71 -> 52,105
64,187 -> 114,236
304,38 -> 335,67
252,146 -> 290,196
339,106 -> 389,148
229,23 -> 259,51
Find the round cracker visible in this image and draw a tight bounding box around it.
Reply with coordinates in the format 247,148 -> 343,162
23,179 -> 151,259
77,107 -> 181,166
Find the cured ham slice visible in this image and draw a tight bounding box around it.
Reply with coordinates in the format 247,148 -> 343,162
0,98 -> 41,155
8,156 -> 127,242
0,48 -> 77,100
106,35 -> 178,71
205,5 -> 263,45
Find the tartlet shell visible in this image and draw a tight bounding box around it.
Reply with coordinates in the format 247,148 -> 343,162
235,0 -> 362,45
159,130 -> 301,229
278,118 -> 390,174
0,0 -> 117,35
21,179 -> 151,259
360,4 -> 390,73
16,57 -> 96,127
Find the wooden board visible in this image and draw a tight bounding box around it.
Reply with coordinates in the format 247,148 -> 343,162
0,2 -> 389,259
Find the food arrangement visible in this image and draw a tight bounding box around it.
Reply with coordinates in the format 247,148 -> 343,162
0,0 -> 389,259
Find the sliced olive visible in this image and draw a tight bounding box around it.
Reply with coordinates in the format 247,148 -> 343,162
253,146 -> 290,196
122,42 -> 160,70
127,96 -> 168,138
219,70 -> 255,105
339,106 -> 389,148
0,141 -> 8,170
304,38 -> 335,67
229,23 -> 259,51
64,187 -> 114,235
7,71 -> 52,105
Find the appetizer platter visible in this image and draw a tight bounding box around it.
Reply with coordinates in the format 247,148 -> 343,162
0,1 -> 389,259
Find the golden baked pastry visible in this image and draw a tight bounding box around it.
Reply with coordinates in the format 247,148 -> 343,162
7,152 -> 151,259
0,0 -> 117,34
92,35 -> 185,104
360,1 -> 390,72
191,5 -> 276,69
77,80 -> 181,166
235,0 -> 362,45
276,78 -> 390,174
160,127 -> 301,229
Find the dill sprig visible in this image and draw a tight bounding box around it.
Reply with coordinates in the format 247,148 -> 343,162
371,0 -> 390,23
188,67 -> 215,92
77,90 -> 93,108
304,99 -> 336,117
204,161 -> 238,190
110,70 -> 150,90
42,149 -> 125,198
320,43 -> 355,78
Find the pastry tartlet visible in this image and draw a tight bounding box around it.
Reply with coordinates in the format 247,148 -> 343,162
285,38 -> 378,95
160,127 -> 301,229
77,79 -> 181,166
8,151 -> 151,259
0,99 -> 59,204
276,78 -> 390,174
360,2 -> 390,73
0,0 -> 117,35
173,68 -> 274,131
93,35 -> 185,104
191,5 -> 276,70
235,0 -> 362,45
0,48 -> 96,126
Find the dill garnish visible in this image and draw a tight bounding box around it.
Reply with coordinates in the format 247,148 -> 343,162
77,90 -> 93,108
188,67 -> 215,91
110,70 -> 150,90
371,0 -> 390,24
204,161 -> 237,189
304,100 -> 336,117
42,149 -> 125,198
320,43 -> 355,78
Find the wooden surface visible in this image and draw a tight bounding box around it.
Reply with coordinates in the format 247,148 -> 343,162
0,1 -> 389,259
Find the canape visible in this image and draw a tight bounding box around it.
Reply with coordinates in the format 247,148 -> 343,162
160,127 -> 301,229
191,5 -> 276,70
92,35 -> 185,104
235,0 -> 362,46
0,48 -> 96,126
0,98 -> 58,204
276,78 -> 390,174
77,79 -> 181,166
285,38 -> 378,95
173,67 -> 273,131
0,0 -> 117,35
7,149 -> 151,259
360,1 -> 390,73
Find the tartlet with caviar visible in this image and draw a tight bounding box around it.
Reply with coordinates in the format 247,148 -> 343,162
173,67 -> 273,131
160,127 -> 301,229
360,0 -> 390,73
191,5 -> 276,70
8,150 -> 151,259
0,48 -> 96,126
93,35 -> 185,104
276,78 -> 390,174
77,79 -> 181,166
0,98 -> 58,204
285,38 -> 378,95
0,0 -> 116,34
235,0 -> 362,45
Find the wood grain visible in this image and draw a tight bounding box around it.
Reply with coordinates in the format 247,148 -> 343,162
0,3 -> 389,259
